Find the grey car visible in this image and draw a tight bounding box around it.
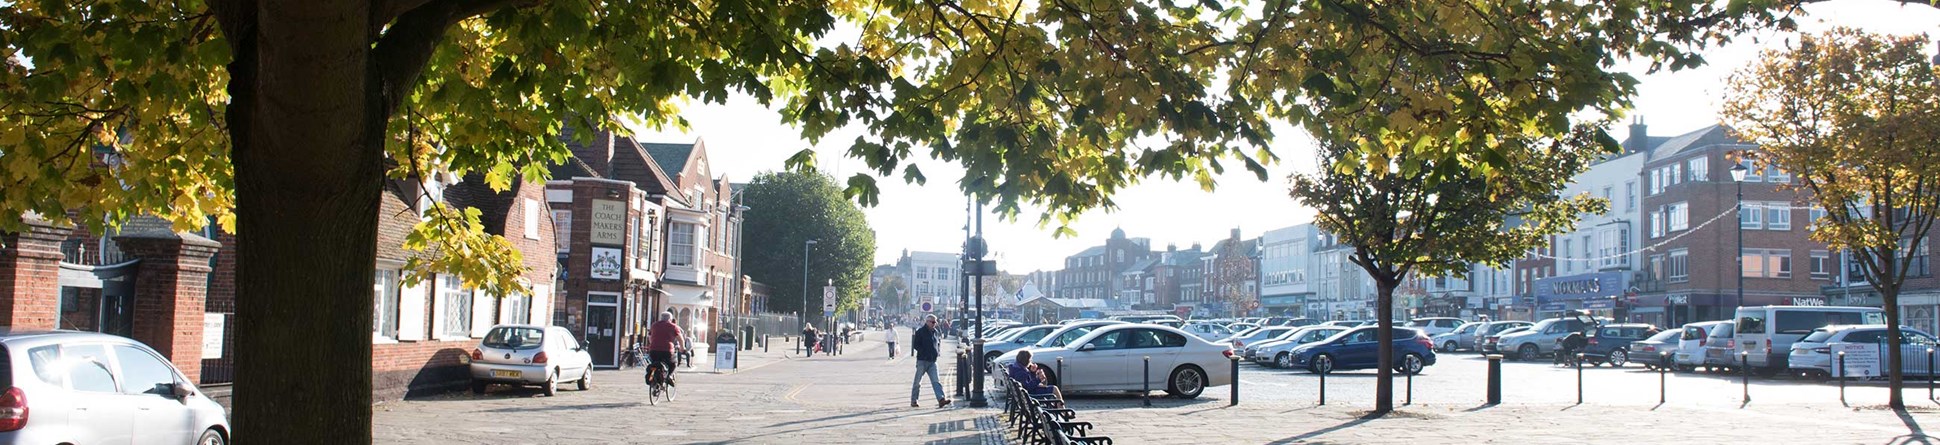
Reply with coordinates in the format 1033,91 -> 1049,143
1470,321 -> 1533,351
1499,316 -> 1609,361
0,330 -> 230,445
1431,322 -> 1483,352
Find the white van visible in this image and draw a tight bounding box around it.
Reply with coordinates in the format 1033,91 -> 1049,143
1733,305 -> 1883,375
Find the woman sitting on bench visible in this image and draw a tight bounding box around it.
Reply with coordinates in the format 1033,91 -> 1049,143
1006,350 -> 1065,406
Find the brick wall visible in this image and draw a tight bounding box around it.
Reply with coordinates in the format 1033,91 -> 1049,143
116,233 -> 219,382
0,218 -> 64,329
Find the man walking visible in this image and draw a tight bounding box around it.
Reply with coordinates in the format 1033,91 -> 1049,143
885,325 -> 899,359
911,315 -> 951,408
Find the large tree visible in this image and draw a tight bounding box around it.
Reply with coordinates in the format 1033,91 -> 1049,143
0,0 -> 1826,439
740,171 -> 876,327
1721,28 -> 1940,410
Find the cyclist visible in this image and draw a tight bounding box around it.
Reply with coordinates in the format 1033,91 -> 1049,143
647,311 -> 683,386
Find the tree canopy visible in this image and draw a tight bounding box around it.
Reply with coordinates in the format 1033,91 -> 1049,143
1720,27 -> 1940,409
739,171 -> 877,324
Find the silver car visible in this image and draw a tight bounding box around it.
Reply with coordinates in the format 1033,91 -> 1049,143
0,330 -> 230,444
1253,326 -> 1350,368
469,325 -> 595,396
1431,322 -> 1483,352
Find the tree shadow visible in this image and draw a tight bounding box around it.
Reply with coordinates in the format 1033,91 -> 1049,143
1889,408 -> 1934,445
1266,412 -> 1386,444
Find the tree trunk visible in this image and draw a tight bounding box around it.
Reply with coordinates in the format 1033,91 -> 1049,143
1882,285 -> 1905,409
1374,279 -> 1396,414
232,1 -> 382,441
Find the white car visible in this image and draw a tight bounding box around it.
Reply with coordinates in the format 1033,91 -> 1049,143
1224,326 -> 1298,352
1252,326 -> 1350,368
996,324 -> 1235,399
1179,322 -> 1233,340
981,324 -> 1059,364
0,331 -> 230,445
1674,321 -> 1732,371
1787,324 -> 1939,378
1405,317 -> 1466,337
469,324 -> 595,396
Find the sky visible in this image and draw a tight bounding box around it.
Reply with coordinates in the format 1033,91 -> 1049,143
637,1 -> 1940,274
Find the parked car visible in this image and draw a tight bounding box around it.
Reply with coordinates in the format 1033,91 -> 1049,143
1674,321 -> 1731,371
1223,326 -> 1298,352
1288,327 -> 1438,374
1580,323 -> 1658,367
1178,322 -> 1233,340
1405,317 -> 1466,336
1020,320 -> 1127,353
1734,305 -> 1884,376
1431,322 -> 1483,352
995,324 -> 1235,399
0,330 -> 230,444
1109,314 -> 1182,324
1225,322 -> 1260,334
1470,321 -> 1533,351
1254,326 -> 1351,368
982,324 -> 1060,365
1701,321 -> 1739,372
1322,320 -> 1368,327
1499,315 -> 1609,361
469,324 -> 594,396
1481,326 -> 1532,354
1627,329 -> 1683,370
1787,324 -> 1940,379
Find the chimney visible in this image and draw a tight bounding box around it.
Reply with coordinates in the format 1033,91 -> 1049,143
1230,227 -> 1241,239
1167,243 -> 1177,253
1623,117 -> 1648,154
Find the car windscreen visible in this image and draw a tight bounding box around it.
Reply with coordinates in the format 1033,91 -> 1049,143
482,327 -> 545,350
1529,319 -> 1558,334
1042,326 -> 1098,347
1801,329 -> 1837,343
1014,327 -> 1052,344
1774,311 -> 1874,335
1646,329 -> 1680,342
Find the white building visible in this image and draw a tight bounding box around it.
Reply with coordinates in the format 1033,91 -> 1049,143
1259,224 -> 1317,316
899,250 -> 962,311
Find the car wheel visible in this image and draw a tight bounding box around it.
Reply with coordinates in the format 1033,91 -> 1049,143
1609,350 -> 1628,367
471,381 -> 488,394
1275,352 -> 1293,369
543,370 -> 559,397
1518,344 -> 1540,362
1040,368 -> 1060,387
1398,353 -> 1425,375
578,368 -> 592,391
1165,365 -> 1206,399
1309,354 -> 1335,374
983,352 -> 1003,371
197,428 -> 226,445
1442,341 -> 1457,353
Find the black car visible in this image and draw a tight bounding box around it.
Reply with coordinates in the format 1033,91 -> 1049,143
1581,323 -> 1659,367
1626,329 -> 1683,370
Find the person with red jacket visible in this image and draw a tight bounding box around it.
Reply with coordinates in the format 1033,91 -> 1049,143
648,311 -> 683,385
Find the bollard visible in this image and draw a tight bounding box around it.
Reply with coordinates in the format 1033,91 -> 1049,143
796,336 -> 802,355
1318,363 -> 1328,406
1576,353 -> 1584,405
1486,354 -> 1502,405
1057,358 -> 1065,388
764,335 -> 770,353
1838,351 -> 1847,404
1405,366 -> 1413,406
1143,356 -> 1152,407
1928,348 -> 1935,401
1740,351 -> 1751,403
1659,352 -> 1669,404
1230,356 -> 1240,406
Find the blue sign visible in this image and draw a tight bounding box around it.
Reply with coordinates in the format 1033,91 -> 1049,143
1261,295 -> 1302,307
1079,310 -> 1103,319
1535,272 -> 1627,305
1539,303 -> 1568,312
1583,299 -> 1615,310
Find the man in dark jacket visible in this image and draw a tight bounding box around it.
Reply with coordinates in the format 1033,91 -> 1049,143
911,314 -> 951,408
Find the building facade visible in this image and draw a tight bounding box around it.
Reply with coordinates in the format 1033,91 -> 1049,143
1258,224 -> 1316,316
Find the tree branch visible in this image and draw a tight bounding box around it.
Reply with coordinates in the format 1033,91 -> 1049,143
369,0 -> 523,115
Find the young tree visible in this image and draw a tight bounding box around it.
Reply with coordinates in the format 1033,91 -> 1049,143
740,171 -> 877,327
1721,28 -> 1940,410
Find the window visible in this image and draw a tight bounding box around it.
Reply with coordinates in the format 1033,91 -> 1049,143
1668,203 -> 1689,231
916,268 -> 930,280
1810,251 -> 1832,280
1625,181 -> 1637,210
114,345 -> 178,396
1668,249 -> 1689,282
634,214 -> 651,269
1741,249 -> 1793,278
937,267 -> 951,282
668,223 -> 695,267
1648,169 -> 1662,195
442,275 -> 472,338
1649,254 -> 1666,281
1767,167 -> 1790,183
64,344 -> 118,393
1739,160 -> 1763,182
551,210 -> 572,253
1649,211 -> 1664,238
502,291 -> 530,325
374,269 -> 400,339
1601,186 -> 1613,204
523,198 -> 540,239
1766,204 -> 1791,230
1688,157 -> 1708,181
1560,239 -> 1572,272
1084,330 -> 1130,350
1741,202 -> 1763,229
1669,164 -> 1681,186
1809,207 -> 1827,226
1911,239 -> 1932,277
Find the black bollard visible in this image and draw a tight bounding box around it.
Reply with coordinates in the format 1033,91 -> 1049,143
1057,358 -> 1065,388
1405,366 -> 1413,406
764,335 -> 770,353
1576,353 -> 1584,405
1838,351 -> 1847,404
1230,356 -> 1240,406
1486,354 -> 1502,405
1928,348 -> 1935,401
1740,351 -> 1751,403
1318,363 -> 1327,406
1143,356 -> 1152,407
1659,352 -> 1669,404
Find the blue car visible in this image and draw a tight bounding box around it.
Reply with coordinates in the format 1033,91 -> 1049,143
1290,326 -> 1437,374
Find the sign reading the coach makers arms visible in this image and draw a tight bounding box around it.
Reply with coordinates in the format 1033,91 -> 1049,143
590,199 -> 627,247
589,247 -> 623,281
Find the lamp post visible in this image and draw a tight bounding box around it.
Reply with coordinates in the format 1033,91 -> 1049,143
1731,160 -> 1750,315
802,239 -> 819,327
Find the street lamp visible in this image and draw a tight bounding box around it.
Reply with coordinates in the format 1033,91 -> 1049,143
802,239 -> 819,327
1731,160 -> 1750,316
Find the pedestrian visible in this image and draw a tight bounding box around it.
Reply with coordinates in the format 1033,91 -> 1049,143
911,314 -> 951,408
1005,349 -> 1064,407
885,325 -> 899,359
803,325 -> 819,358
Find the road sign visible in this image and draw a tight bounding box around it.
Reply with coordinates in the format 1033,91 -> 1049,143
823,286 -> 837,312
920,297 -> 935,312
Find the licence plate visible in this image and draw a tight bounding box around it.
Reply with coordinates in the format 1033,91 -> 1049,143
492,370 -> 521,378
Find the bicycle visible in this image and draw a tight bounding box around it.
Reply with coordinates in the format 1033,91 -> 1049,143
618,342 -> 646,370
644,362 -> 676,405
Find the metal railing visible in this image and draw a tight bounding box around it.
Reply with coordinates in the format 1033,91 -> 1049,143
59,236 -> 130,266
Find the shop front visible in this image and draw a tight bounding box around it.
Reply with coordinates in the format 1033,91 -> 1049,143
1534,272 -> 1627,321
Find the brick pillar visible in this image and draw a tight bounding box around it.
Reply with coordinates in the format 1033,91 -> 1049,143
0,216 -> 65,329
116,231 -> 220,382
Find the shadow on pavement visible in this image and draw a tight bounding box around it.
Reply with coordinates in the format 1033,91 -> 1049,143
1265,412 -> 1383,444
766,407 -> 903,428
477,401 -> 644,413
1891,409 -> 1933,445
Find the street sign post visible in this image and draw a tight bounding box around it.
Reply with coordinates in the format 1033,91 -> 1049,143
823,285 -> 837,318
